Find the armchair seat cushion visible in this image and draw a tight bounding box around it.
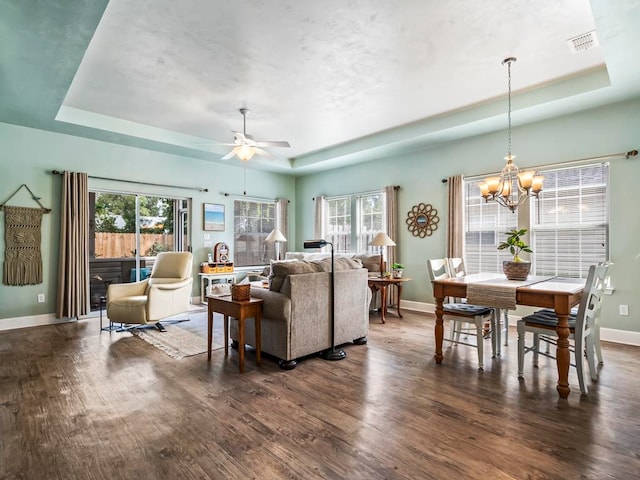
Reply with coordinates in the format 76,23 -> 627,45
108,295 -> 148,324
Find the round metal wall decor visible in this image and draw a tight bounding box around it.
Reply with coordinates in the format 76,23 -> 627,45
406,203 -> 439,237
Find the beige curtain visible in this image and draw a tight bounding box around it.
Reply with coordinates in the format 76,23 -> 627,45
446,175 -> 464,258
385,185 -> 399,306
314,195 -> 326,240
56,172 -> 90,319
276,198 -> 288,257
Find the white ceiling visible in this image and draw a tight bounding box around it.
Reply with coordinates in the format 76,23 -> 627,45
43,1 -> 639,173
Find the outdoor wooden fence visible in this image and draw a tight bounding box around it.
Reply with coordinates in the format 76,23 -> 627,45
94,233 -> 174,258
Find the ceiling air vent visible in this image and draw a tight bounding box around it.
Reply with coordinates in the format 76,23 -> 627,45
567,30 -> 599,53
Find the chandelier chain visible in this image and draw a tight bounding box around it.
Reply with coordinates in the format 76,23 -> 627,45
507,59 -> 512,159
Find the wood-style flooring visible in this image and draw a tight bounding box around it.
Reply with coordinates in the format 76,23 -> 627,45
1,309 -> 639,480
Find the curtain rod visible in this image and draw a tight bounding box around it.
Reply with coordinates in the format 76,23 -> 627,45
441,149 -> 638,183
50,170 -> 208,192
312,185 -> 400,200
221,192 -> 284,202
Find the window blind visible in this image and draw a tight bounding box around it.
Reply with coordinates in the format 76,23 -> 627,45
531,163 -> 609,278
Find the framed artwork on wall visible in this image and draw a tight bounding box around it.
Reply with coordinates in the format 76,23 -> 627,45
203,203 -> 225,231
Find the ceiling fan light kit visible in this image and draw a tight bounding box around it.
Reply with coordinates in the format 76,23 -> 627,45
220,108 -> 291,162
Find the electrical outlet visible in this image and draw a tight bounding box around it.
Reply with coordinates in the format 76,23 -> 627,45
37,293 -> 45,303
619,304 -> 629,316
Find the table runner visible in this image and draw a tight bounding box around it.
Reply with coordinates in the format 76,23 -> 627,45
466,276 -> 553,309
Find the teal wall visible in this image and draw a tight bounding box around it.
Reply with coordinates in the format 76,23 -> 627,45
294,98 -> 640,333
0,123 -> 295,321
2,98 -> 640,334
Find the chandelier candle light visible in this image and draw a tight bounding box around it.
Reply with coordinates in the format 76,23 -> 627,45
479,58 -> 544,213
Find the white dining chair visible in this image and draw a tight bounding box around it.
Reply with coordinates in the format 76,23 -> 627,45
447,257 -> 510,353
517,263 -> 609,395
427,258 -> 495,370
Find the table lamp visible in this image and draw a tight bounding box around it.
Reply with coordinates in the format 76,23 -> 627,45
265,228 -> 287,260
303,239 -> 346,361
369,232 -> 396,277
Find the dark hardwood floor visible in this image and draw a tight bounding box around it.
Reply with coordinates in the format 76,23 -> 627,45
1,309 -> 639,480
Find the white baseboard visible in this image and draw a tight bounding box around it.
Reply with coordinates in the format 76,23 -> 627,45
0,313 -> 73,331
400,301 -> 640,347
0,296 -> 204,332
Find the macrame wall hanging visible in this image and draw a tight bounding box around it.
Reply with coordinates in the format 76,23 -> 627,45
1,184 -> 51,286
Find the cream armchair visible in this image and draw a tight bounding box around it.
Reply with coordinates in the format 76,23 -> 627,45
107,251 -> 193,329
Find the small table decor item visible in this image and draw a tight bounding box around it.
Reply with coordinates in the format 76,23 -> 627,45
231,283 -> 251,301
406,203 -> 439,237
498,228 -> 532,280
391,263 -> 404,278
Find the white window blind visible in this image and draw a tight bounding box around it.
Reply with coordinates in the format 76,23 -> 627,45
531,163 -> 609,278
233,199 -> 276,266
464,180 -> 518,274
356,192 -> 385,253
325,191 -> 385,254
326,196 -> 352,253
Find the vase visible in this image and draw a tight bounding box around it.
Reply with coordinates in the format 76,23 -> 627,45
503,261 -> 531,281
392,269 -> 403,278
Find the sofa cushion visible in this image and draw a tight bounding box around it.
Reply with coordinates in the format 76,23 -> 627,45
354,254 -> 382,273
269,260 -> 323,292
310,256 -> 363,272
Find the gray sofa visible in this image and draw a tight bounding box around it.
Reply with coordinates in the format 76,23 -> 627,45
230,257 -> 370,369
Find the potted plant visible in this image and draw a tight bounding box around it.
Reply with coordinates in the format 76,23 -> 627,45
497,228 -> 532,280
391,262 -> 405,278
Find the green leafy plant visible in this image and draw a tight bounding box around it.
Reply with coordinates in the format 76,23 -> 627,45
497,228 -> 532,262
391,263 -> 404,270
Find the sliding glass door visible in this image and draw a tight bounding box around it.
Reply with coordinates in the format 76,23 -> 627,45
88,191 -> 190,310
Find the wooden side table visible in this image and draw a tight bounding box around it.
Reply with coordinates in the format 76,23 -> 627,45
367,277 -> 412,324
207,295 -> 263,373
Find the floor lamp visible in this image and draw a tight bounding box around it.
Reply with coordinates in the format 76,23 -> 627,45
369,232 -> 396,277
265,228 -> 287,260
303,239 -> 346,361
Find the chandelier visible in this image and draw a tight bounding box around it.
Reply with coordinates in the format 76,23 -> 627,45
479,57 -> 543,213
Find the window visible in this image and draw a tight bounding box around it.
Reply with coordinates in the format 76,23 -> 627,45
464,162 -> 609,278
464,182 -> 517,273
233,199 -> 276,266
325,191 -> 385,254
88,191 -> 190,309
531,163 -> 609,278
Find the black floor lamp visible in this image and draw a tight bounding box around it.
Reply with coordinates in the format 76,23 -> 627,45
303,239 -> 346,361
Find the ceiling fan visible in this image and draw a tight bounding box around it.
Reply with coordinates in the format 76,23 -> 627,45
219,108 -> 291,161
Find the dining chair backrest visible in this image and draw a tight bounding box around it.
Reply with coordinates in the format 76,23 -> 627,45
574,262 -> 609,340
446,258 -> 467,303
447,257 -> 466,278
427,258 -> 449,283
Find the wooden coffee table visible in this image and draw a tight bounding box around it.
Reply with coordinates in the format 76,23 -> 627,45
367,276 -> 412,323
207,295 -> 263,373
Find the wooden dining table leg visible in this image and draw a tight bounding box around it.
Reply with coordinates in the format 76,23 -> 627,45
556,312 -> 571,398
434,292 -> 444,364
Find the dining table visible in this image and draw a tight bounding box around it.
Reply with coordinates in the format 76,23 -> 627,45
431,272 -> 585,398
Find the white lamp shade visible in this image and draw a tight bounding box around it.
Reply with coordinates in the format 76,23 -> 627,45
369,232 -> 396,247
265,228 -> 287,243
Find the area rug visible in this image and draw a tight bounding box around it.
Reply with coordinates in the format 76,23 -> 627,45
131,310 -> 225,359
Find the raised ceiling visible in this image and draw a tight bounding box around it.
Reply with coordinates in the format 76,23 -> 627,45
2,0 -> 640,174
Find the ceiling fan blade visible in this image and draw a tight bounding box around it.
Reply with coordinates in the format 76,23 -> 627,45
232,131 -> 247,142
255,140 -> 291,148
254,147 -> 273,158
221,148 -> 237,160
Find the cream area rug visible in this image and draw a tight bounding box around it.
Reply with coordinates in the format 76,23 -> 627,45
131,310 -> 225,360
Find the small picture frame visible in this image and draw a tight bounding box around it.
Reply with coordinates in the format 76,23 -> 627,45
203,203 -> 225,231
